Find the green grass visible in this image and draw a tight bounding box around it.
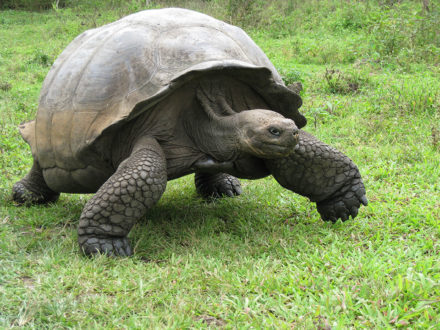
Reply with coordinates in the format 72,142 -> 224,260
1,1 -> 439,328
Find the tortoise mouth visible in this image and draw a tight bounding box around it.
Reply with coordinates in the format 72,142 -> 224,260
244,140 -> 297,159
260,142 -> 297,158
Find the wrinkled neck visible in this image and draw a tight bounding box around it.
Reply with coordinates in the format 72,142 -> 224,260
184,105 -> 241,162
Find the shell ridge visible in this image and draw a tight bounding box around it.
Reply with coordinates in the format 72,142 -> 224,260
126,49 -> 159,96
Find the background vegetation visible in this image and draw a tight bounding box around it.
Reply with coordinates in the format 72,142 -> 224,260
1,0 -> 439,327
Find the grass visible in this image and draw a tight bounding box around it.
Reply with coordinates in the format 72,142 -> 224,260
1,1 -> 439,328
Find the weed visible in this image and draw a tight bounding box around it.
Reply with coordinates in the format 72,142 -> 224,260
278,67 -> 303,85
432,127 -> 439,149
375,77 -> 440,116
369,2 -> 440,67
28,51 -> 51,67
0,81 -> 12,91
0,0 -> 61,10
323,68 -> 367,95
307,102 -> 336,129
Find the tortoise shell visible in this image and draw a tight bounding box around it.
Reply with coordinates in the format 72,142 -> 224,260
21,8 -> 305,172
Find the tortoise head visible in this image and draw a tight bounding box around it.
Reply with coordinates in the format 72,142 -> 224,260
234,110 -> 299,158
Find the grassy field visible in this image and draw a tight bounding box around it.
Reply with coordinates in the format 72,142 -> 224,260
1,0 -> 439,328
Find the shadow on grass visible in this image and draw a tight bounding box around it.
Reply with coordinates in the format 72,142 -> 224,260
2,178 -> 338,261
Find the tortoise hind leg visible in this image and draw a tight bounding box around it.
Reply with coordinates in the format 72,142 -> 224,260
78,138 -> 167,257
12,161 -> 60,205
195,172 -> 242,198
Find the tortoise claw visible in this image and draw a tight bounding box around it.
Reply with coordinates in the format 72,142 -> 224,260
78,235 -> 133,257
360,195 -> 368,206
316,181 -> 367,222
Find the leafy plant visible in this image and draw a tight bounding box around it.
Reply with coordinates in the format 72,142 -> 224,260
323,68 -> 366,94
0,81 -> 12,91
278,67 -> 303,85
28,51 -> 51,67
308,101 -> 336,128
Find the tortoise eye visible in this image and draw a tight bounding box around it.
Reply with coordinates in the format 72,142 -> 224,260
269,127 -> 281,136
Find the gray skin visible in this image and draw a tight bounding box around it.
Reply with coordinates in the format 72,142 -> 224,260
13,76 -> 367,257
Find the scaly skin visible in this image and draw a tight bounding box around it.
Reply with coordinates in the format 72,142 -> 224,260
12,161 -> 60,205
265,130 -> 367,222
78,139 -> 167,256
195,172 -> 242,198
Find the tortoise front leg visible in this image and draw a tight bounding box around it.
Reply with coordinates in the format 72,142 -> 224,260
78,139 -> 167,257
266,130 -> 367,222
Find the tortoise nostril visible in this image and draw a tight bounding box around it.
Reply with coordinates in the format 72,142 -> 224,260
292,130 -> 299,142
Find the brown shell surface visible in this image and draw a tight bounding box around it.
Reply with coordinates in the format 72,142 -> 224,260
28,8 -> 304,171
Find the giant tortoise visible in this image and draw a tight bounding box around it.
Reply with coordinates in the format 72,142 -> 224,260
13,8 -> 367,256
